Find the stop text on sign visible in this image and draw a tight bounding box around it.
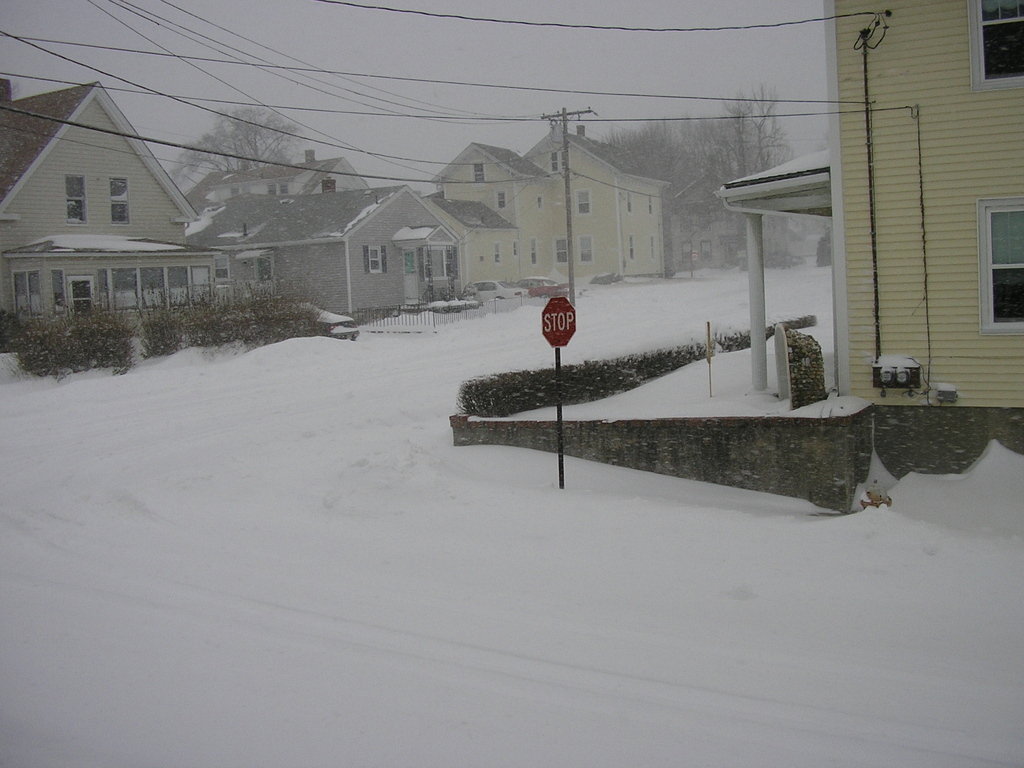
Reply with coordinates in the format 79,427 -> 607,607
543,311 -> 574,333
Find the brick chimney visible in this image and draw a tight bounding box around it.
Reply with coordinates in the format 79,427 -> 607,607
0,79 -> 12,102
305,149 -> 316,163
321,177 -> 336,193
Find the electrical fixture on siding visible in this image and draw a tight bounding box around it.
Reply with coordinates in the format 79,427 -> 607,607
871,355 -> 921,394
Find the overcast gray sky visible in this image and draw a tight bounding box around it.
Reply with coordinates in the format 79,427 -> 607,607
1,0 -> 833,187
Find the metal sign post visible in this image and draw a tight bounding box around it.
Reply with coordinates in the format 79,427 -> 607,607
541,297 -> 577,489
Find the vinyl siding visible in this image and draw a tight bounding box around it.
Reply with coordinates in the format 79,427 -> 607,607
834,0 -> 1024,407
0,100 -> 187,251
439,141 -> 665,283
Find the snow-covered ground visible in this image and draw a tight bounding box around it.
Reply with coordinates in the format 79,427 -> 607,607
2,262 -> 1022,767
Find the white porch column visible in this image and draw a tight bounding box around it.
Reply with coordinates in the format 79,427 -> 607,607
746,213 -> 768,392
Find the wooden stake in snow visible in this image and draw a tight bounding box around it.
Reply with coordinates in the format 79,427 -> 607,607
706,321 -> 714,398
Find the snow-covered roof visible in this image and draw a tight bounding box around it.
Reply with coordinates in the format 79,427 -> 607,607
17,234 -> 185,252
724,150 -> 829,188
392,226 -> 436,241
717,150 -> 831,218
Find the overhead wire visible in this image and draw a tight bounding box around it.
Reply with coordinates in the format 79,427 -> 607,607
92,0 -> 442,178
154,0 -> 508,120
307,1 -> 886,34
1,31 -> 531,172
8,35 -> 864,106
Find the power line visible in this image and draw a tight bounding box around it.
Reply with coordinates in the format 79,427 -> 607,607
6,34 -> 862,105
94,0 -> 438,179
2,33 -> 533,171
153,0 -> 504,121
2,75 -> 863,125
1,101 -> 578,187
0,101 -> 441,185
309,1 -> 886,34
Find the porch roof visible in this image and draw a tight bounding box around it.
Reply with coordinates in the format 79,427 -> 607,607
716,150 -> 831,217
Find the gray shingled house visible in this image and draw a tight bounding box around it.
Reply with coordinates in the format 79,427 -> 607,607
186,186 -> 459,313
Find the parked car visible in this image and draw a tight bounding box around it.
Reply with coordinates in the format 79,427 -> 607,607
515,277 -> 569,298
461,280 -> 524,302
314,307 -> 359,340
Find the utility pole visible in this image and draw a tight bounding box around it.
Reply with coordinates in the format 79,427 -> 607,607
542,107 -> 595,306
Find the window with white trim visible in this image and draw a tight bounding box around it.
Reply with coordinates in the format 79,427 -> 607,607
13,270 -> 41,315
530,238 -> 538,264
66,175 -> 86,223
979,197 -> 1024,331
555,238 -> 568,263
493,242 -> 501,263
550,152 -> 560,172
473,163 -> 485,183
576,189 -> 591,215
970,0 -> 1024,89
579,235 -> 593,262
496,191 -> 506,209
628,234 -> 635,260
109,177 -> 129,224
364,244 -> 387,273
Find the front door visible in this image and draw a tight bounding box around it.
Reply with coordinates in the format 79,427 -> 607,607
403,249 -> 419,304
68,276 -> 94,313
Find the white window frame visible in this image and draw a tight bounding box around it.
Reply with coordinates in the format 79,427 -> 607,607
109,177 -> 129,224
493,242 -> 501,264
473,163 -> 485,183
496,191 -> 506,209
579,235 -> 593,263
978,197 -> 1024,333
530,238 -> 538,265
65,174 -> 86,224
576,189 -> 591,215
367,246 -> 384,273
13,270 -> 42,315
628,234 -> 635,260
969,0 -> 1024,90
555,238 -> 568,264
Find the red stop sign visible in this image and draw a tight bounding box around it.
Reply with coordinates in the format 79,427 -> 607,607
541,296 -> 576,347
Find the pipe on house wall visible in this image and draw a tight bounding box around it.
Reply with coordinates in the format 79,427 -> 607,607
857,21 -> 885,361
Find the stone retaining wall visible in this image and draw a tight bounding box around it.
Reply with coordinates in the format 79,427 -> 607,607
450,406 -> 1024,512
451,412 -> 874,511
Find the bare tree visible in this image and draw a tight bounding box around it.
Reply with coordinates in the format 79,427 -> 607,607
603,85 -> 796,270
174,108 -> 301,187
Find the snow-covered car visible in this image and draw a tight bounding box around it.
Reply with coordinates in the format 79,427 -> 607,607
515,277 -> 569,298
314,308 -> 359,340
461,281 -> 524,302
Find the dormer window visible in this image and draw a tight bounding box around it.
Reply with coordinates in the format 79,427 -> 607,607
65,175 -> 86,223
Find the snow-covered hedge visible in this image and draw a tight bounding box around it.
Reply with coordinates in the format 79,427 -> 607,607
12,310 -> 135,377
457,316 -> 816,417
